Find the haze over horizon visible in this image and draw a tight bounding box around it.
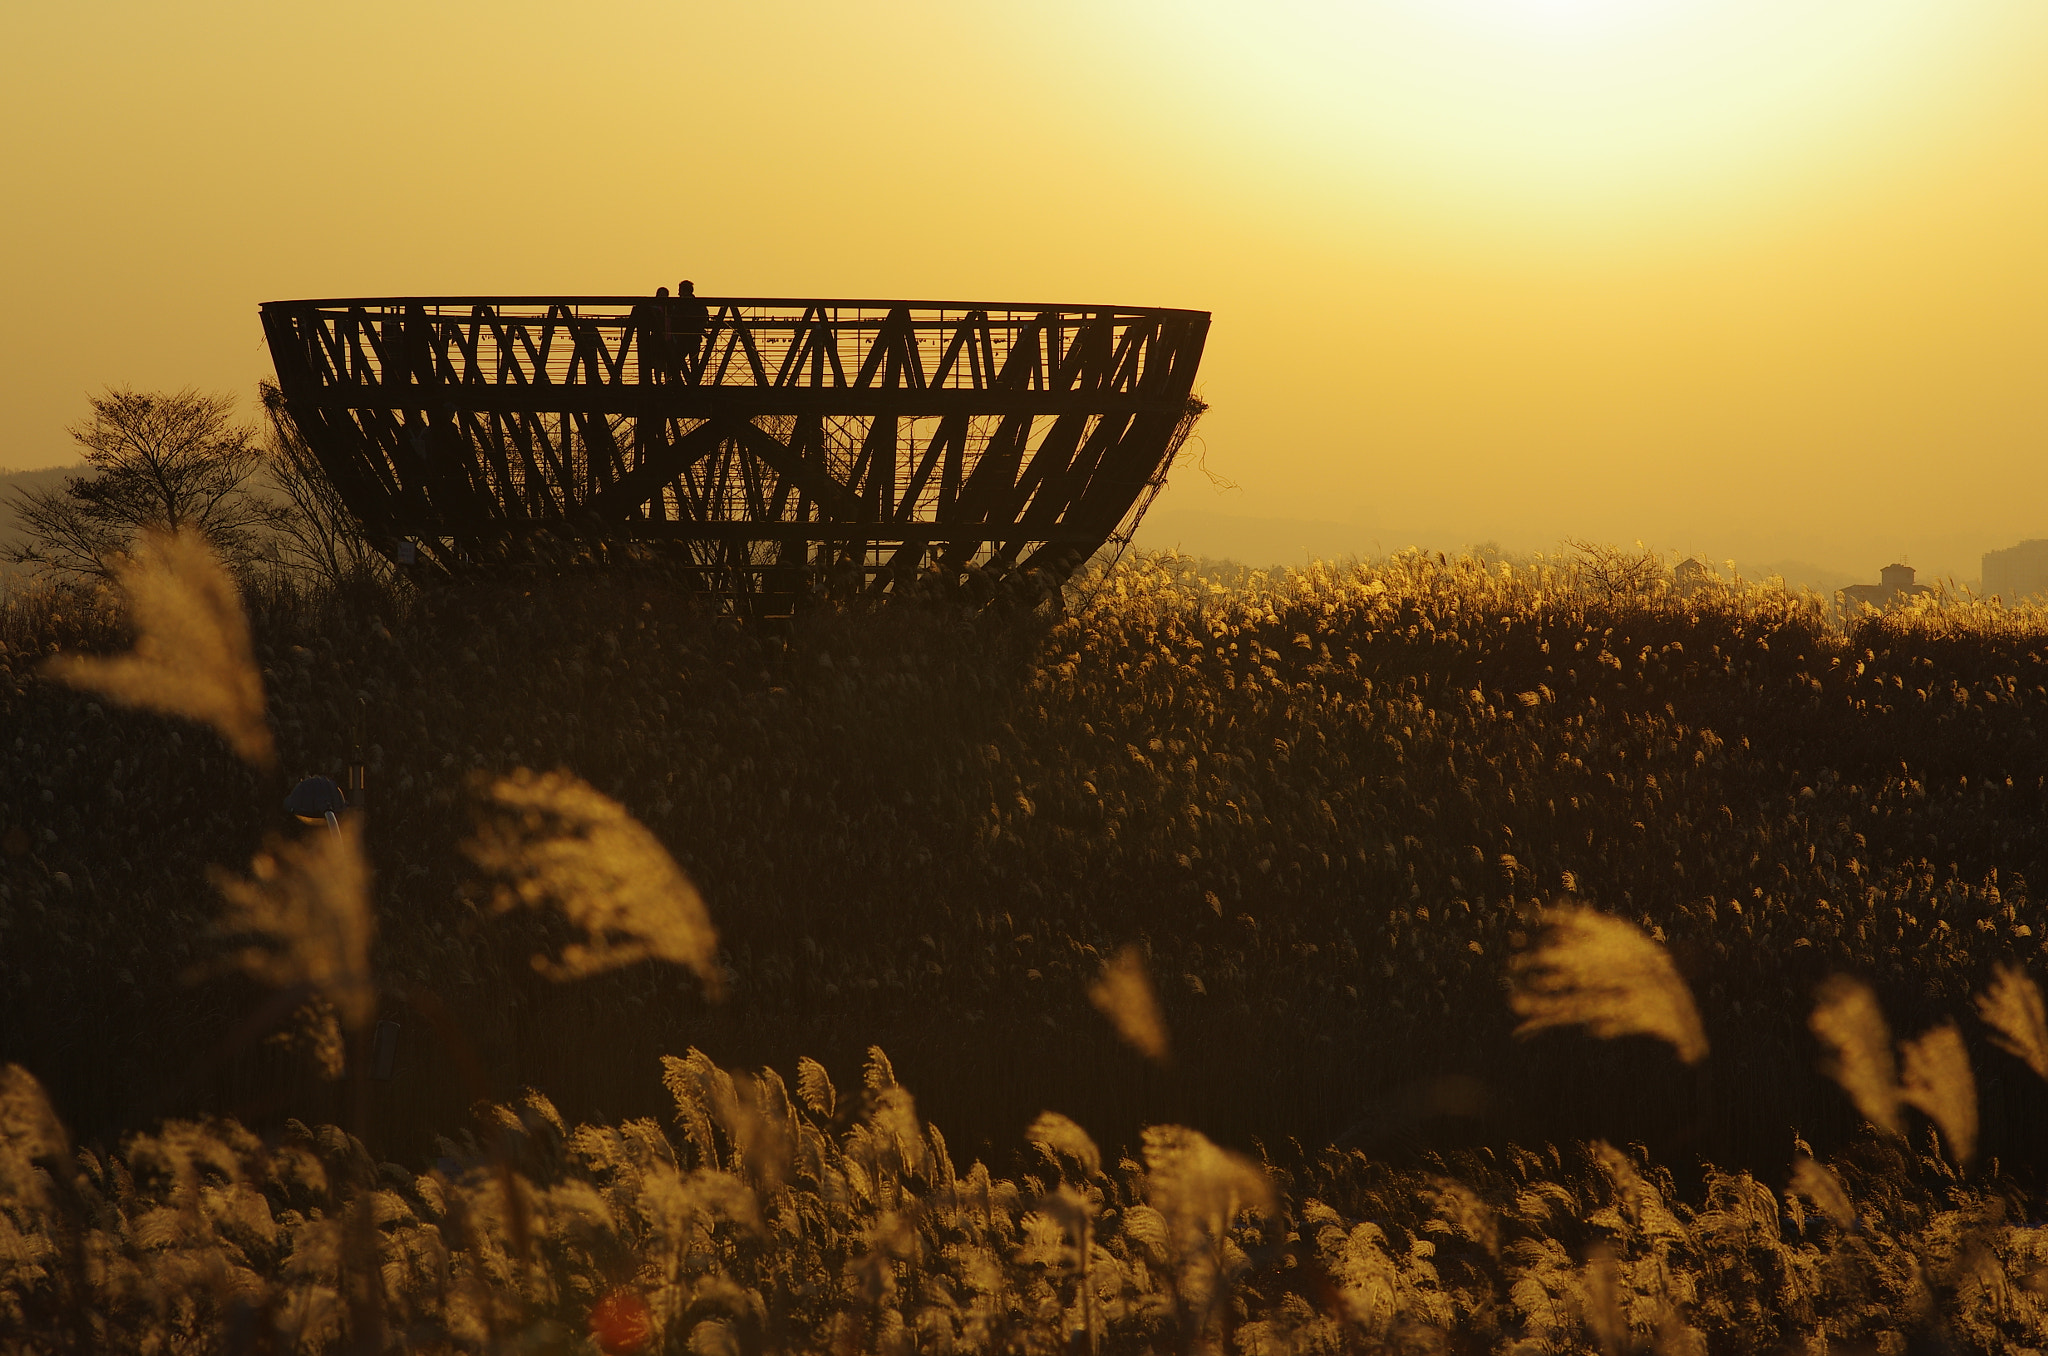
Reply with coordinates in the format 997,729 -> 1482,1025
5,1 -> 2046,582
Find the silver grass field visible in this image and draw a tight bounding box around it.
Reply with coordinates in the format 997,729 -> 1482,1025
7,538 -> 2048,1351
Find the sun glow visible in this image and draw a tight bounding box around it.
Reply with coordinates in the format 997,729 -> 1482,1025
1434,0 -> 1693,41
1127,0 -> 2023,225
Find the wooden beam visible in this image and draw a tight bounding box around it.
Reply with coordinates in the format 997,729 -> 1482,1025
578,418 -> 731,520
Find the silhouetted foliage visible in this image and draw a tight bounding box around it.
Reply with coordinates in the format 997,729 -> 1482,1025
6,548 -> 2048,1349
1565,538 -> 1667,601
257,380 -> 390,590
4,387 -> 288,579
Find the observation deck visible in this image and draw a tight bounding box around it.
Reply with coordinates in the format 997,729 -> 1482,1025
260,295 -> 1209,601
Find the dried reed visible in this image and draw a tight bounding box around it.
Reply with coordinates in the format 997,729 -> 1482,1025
1088,945 -> 1170,1062
1898,1022 -> 1977,1164
1789,1156 -> 1855,1228
1580,1244 -> 1628,1356
1809,976 -> 1902,1135
465,768 -> 721,993
0,1066 -> 67,1204
42,528 -> 273,766
1139,1124 -> 1275,1343
209,819 -> 375,1031
1026,1111 -> 1102,1178
1975,963 -> 2048,1081
1141,1124 -> 1274,1256
1509,904 -> 1708,1064
795,1056 -> 836,1119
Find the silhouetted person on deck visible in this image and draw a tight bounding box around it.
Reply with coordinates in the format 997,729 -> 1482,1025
673,280 -> 709,380
634,287 -> 672,383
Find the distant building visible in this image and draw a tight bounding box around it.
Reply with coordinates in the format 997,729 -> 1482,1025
1982,540 -> 2048,603
1840,563 -> 1934,613
1672,558 -> 1711,597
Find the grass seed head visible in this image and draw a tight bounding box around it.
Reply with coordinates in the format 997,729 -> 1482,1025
1974,963 -> 2048,1082
1142,1124 -> 1275,1244
1809,975 -> 1902,1135
465,768 -> 721,993
209,819 -> 375,1031
1026,1111 -> 1102,1179
1789,1156 -> 1855,1228
43,527 -> 273,767
1898,1021 -> 1977,1164
0,1065 -> 69,1204
1090,944 -> 1170,1062
795,1056 -> 836,1120
1509,904 -> 1708,1064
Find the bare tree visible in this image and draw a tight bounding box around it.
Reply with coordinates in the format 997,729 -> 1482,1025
256,381 -> 388,588
1565,539 -> 1667,602
6,388 -> 287,579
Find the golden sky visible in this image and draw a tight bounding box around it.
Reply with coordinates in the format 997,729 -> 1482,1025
5,1 -> 2046,581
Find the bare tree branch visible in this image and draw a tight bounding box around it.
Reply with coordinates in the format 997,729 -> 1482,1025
255,381 -> 389,589
1565,539 -> 1667,602
4,387 -> 289,580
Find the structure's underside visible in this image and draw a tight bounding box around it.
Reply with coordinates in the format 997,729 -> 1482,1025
260,296 -> 1209,602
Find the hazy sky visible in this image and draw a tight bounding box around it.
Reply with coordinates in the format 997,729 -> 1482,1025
5,1 -> 2046,580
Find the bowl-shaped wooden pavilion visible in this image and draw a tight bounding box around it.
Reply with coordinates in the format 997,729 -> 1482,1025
260,295 -> 1209,603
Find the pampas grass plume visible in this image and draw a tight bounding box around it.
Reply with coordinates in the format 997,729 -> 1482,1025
1090,945 -> 1170,1062
1509,904 -> 1708,1064
0,1065 -> 69,1203
1789,1157 -> 1855,1228
44,528 -> 273,767
795,1056 -> 836,1120
1809,976 -> 1902,1136
1580,1244 -> 1628,1356
466,768 -> 721,994
1975,963 -> 2048,1081
210,819 -> 376,1031
1899,1022 -> 1977,1164
1026,1111 -> 1102,1178
1142,1124 -> 1275,1242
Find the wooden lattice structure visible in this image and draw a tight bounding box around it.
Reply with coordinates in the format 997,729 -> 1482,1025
260,296 -> 1209,601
